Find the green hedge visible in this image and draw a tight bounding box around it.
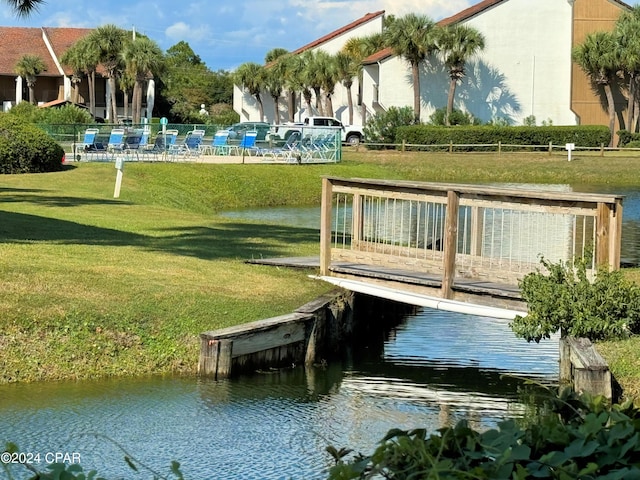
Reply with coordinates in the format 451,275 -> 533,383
0,115 -> 65,174
395,125 -> 612,151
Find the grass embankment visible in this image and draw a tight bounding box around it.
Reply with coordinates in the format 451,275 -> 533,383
1,149 -> 639,393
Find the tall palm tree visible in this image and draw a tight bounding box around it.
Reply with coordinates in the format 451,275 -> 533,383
14,54 -> 47,104
573,31 -> 620,146
615,6 -> 640,132
342,34 -> 386,124
60,36 -> 100,113
264,58 -> 287,124
335,52 -> 358,124
234,62 -> 266,121
88,25 -> 126,122
282,53 -> 310,121
2,0 -> 44,16
122,36 -> 164,123
384,13 -> 437,123
302,51 -> 325,116
313,51 -> 339,118
436,24 -> 486,126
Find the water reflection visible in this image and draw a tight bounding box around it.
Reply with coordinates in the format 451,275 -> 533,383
0,308 -> 557,480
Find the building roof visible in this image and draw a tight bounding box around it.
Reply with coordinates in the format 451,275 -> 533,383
290,10 -> 385,56
0,26 -> 91,76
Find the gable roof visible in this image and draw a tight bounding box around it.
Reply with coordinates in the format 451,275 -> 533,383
0,26 -> 91,76
290,10 -> 385,56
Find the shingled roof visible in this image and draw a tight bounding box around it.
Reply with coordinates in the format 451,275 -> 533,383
0,26 -> 92,76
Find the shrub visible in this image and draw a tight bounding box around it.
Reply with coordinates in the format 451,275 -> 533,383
363,106 -> 415,149
328,389 -> 640,479
396,125 -> 611,152
510,257 -> 640,343
0,115 -> 65,174
428,107 -> 480,126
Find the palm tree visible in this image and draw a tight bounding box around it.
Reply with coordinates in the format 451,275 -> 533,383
384,13 -> 438,123
14,54 -> 47,104
615,6 -> 640,132
88,25 -> 126,122
282,53 -> 310,122
342,34 -> 386,124
573,31 -> 620,146
335,52 -> 358,124
436,24 -> 486,126
122,36 -> 164,123
234,62 -> 266,121
302,51 -> 325,116
313,51 -> 339,118
60,36 -> 100,113
2,0 -> 44,16
264,58 -> 287,124
265,47 -> 289,64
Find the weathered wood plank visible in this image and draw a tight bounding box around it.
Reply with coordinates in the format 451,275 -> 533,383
442,191 -> 460,299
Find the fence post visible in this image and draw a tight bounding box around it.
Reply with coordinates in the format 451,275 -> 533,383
449,141 -> 453,154
320,177 -> 333,276
442,190 -> 460,299
402,139 -> 406,152
498,141 -> 501,155
600,143 -> 604,157
548,141 -> 553,155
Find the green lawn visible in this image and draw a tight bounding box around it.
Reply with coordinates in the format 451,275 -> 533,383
1,150 -> 639,394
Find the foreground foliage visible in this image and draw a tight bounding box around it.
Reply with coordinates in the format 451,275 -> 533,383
0,115 -> 65,173
327,389 -> 640,479
511,257 -> 640,343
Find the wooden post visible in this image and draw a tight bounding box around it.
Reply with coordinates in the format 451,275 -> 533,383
548,141 -> 553,155
600,143 -> 605,157
596,202 -> 612,268
470,206 -> 484,257
402,139 -> 406,152
449,141 -> 453,154
320,177 -> 333,276
498,141 -> 501,155
442,190 -> 460,299
199,337 -> 233,379
351,192 -> 362,249
558,337 -> 572,386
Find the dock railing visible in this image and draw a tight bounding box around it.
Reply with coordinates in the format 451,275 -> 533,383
320,177 -> 623,299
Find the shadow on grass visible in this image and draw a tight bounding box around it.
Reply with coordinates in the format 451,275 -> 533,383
0,210 -> 319,261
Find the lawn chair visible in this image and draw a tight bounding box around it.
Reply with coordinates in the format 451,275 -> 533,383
168,129 -> 205,160
229,131 -> 258,156
143,130 -> 178,161
258,131 -> 302,162
106,128 -> 126,154
200,130 -> 230,156
74,128 -> 100,161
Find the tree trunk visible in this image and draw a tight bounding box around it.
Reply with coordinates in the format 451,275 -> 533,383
287,91 -> 296,123
272,94 -> 280,124
626,74 -> 635,132
411,61 -> 421,122
325,93 -> 334,118
109,76 -> 118,123
28,85 -> 35,104
89,71 -> 96,118
446,77 -> 457,126
313,87 -> 322,115
604,82 -> 615,147
346,83 -> 354,125
255,94 -> 264,122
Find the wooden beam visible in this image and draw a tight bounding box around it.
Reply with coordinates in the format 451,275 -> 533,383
320,177 -> 333,276
442,190 -> 460,299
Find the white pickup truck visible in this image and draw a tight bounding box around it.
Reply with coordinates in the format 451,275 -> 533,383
274,116 -> 364,145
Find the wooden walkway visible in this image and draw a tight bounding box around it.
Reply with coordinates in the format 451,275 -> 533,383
247,256 -> 525,314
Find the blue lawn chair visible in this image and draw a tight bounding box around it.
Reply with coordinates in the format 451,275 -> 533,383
229,131 -> 258,156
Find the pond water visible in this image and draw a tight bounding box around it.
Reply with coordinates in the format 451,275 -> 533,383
0,310 -> 558,480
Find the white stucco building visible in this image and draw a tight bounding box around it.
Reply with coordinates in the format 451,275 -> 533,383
234,0 -> 629,129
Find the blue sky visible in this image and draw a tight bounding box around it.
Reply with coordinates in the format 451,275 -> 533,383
2,0 -> 640,72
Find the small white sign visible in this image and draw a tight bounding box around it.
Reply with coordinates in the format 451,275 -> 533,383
565,143 -> 575,162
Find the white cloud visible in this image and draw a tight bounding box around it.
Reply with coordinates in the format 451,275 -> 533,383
165,21 -> 212,43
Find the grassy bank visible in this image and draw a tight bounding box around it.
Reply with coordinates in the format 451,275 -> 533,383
1,149 -> 639,389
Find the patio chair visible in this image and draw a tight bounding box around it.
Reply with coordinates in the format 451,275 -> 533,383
229,131 -> 258,156
106,128 -> 126,153
257,131 -> 302,162
201,130 -> 230,155
169,129 -> 205,160
142,130 -> 179,161
74,128 -> 100,161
